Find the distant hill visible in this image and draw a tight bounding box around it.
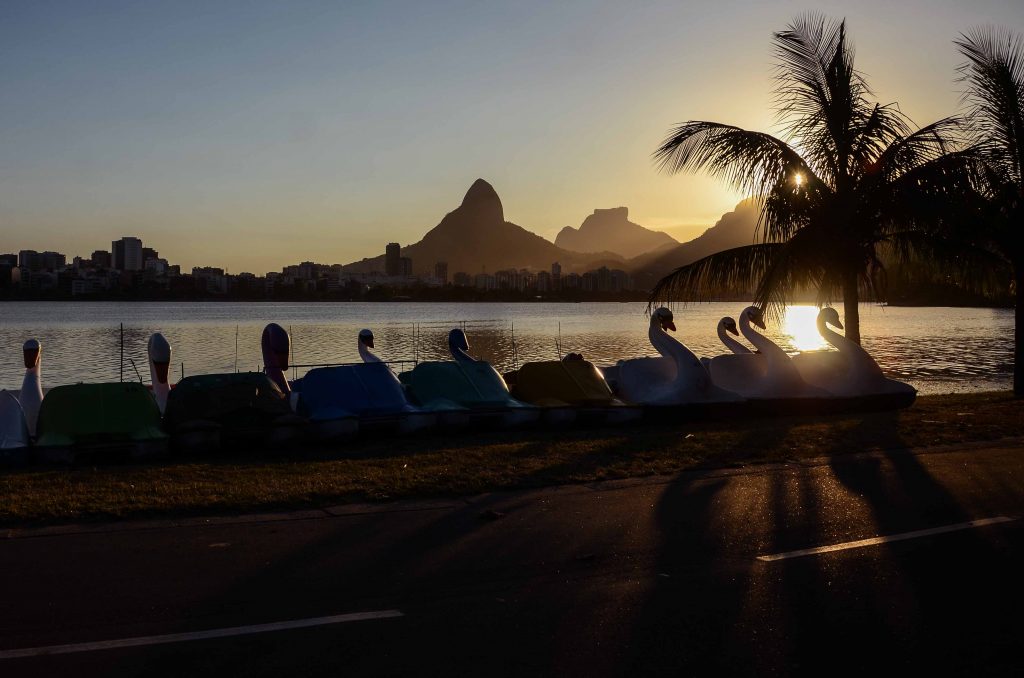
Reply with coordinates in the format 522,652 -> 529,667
627,199 -> 760,289
555,207 -> 678,259
343,179 -> 624,275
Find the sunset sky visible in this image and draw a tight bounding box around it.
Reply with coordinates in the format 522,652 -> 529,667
2,0 -> 1020,273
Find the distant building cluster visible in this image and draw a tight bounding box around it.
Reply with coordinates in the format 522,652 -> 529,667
1,239 -> 634,299
346,245 -> 634,294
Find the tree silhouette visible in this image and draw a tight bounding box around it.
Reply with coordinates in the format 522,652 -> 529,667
955,27 -> 1024,395
650,14 -> 971,344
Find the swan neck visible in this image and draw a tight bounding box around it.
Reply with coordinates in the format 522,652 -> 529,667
359,341 -> 382,363
817,316 -> 848,352
740,313 -> 789,366
649,322 -> 682,360
718,323 -> 751,354
649,320 -> 703,385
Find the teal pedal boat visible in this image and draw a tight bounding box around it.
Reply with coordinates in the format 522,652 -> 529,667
400,329 -> 542,428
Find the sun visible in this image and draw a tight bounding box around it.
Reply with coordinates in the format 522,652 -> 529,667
783,305 -> 828,352
793,172 -> 804,187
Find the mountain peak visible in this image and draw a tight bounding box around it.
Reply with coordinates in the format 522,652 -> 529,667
555,206 -> 677,259
461,178 -> 503,222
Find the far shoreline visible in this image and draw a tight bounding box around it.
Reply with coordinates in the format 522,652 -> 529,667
0,297 -> 1013,309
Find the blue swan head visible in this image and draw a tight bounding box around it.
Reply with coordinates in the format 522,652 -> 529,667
448,329 -> 474,363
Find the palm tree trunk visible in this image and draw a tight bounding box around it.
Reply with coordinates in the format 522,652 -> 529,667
843,273 -> 861,345
1015,265 -> 1023,397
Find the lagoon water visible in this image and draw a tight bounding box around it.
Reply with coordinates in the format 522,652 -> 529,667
0,301 -> 1012,395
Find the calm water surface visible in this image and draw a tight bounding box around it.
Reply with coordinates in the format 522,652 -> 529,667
0,301 -> 1011,395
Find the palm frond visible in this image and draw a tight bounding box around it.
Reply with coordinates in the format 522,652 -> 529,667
956,26 -> 1024,183
751,225 -> 841,321
869,117 -> 965,182
772,13 -> 884,184
653,122 -> 819,196
647,244 -> 783,312
848,103 -> 917,175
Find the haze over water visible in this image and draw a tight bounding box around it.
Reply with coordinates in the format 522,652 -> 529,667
0,302 -> 1011,395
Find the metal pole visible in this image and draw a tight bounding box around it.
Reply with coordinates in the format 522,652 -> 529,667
120,323 -> 124,382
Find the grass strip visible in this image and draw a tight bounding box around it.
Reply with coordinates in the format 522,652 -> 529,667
1,392 -> 1021,527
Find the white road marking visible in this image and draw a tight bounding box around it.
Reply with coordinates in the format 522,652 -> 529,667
0,609 -> 404,660
757,516 -> 1016,562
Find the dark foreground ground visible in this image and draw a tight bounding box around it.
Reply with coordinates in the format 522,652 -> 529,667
4,392 -> 1021,525
1,442 -> 1022,677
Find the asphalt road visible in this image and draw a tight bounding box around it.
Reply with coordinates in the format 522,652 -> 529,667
2,443 -> 1022,677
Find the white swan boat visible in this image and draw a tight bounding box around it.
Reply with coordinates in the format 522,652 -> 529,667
615,308 -> 743,406
700,316 -> 751,367
20,339 -> 44,437
792,307 -> 917,399
147,333 -> 172,415
707,306 -> 826,400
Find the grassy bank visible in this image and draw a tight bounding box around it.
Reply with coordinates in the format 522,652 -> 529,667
2,392 -> 1021,527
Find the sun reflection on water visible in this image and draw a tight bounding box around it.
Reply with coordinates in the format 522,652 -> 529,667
782,305 -> 830,352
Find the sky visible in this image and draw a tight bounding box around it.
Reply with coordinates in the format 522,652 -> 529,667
2,0 -> 1021,273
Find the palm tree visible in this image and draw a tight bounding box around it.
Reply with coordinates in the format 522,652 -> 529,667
650,14 -> 970,344
955,28 -> 1024,395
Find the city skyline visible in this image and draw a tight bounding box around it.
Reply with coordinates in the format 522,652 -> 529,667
3,1 -> 1018,272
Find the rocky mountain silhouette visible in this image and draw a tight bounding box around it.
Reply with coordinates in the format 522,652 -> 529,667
555,207 -> 678,259
627,199 -> 760,288
343,179 -> 623,275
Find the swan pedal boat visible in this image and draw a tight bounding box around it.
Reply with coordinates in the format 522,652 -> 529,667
162,372 -> 307,452
399,361 -> 543,428
284,328 -> 436,435
397,329 -> 547,428
506,359 -> 641,426
292,362 -> 435,436
0,390 -> 31,464
32,382 -> 168,464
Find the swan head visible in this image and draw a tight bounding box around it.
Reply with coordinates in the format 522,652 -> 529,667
720,317 -> 739,336
651,307 -> 676,332
448,328 -> 469,354
358,329 -> 375,349
23,339 -> 41,369
147,333 -> 172,384
261,323 -> 291,369
819,306 -> 843,330
742,306 -> 767,330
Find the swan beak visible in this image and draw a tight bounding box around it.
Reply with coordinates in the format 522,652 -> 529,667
753,317 -> 766,330
23,347 -> 40,369
835,319 -> 844,330
365,337 -> 375,349
726,325 -> 739,336
153,361 -> 170,384
663,320 -> 676,332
